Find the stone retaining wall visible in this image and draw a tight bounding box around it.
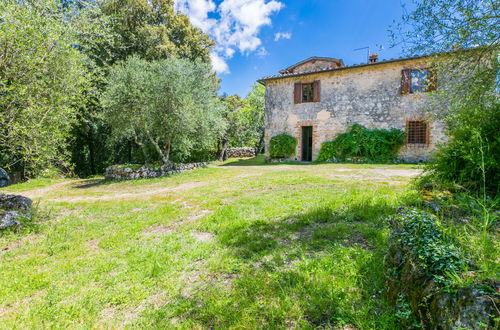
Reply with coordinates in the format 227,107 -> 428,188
226,147 -> 256,158
105,163 -> 206,180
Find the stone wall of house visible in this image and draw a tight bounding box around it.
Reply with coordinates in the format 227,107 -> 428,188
105,163 -> 206,180
264,58 -> 448,162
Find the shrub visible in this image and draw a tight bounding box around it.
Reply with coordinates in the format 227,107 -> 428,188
269,134 -> 297,159
423,103 -> 499,197
317,124 -> 405,162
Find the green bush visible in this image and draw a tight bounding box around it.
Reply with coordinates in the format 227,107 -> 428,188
317,124 -> 405,162
423,103 -> 499,196
269,134 -> 297,159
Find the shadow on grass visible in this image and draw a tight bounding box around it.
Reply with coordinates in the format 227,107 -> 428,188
73,179 -> 113,189
220,155 -> 421,168
221,155 -> 312,167
143,200 -> 400,328
217,200 -> 394,260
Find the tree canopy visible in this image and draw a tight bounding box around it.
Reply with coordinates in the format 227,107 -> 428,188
100,0 -> 214,63
0,0 -> 90,176
101,56 -> 226,164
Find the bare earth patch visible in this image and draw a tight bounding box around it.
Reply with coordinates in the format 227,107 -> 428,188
22,180 -> 77,199
191,231 -> 213,242
142,209 -> 212,237
46,181 -> 209,202
87,238 -> 101,251
142,224 -> 174,237
2,234 -> 39,252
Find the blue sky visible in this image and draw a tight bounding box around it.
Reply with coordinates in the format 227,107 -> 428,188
176,0 -> 413,96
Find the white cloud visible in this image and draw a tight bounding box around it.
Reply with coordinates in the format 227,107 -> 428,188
274,32 -> 291,41
175,0 -> 284,74
210,52 -> 230,74
174,0 -> 217,31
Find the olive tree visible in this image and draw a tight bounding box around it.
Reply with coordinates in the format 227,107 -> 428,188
101,56 -> 227,164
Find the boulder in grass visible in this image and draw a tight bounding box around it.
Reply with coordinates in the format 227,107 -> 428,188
0,211 -> 20,230
0,168 -> 9,188
0,194 -> 32,211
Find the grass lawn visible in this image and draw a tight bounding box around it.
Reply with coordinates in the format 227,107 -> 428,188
0,157 -> 421,328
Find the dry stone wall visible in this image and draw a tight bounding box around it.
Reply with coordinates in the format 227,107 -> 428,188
105,163 -> 206,180
264,58 -> 448,162
226,147 -> 256,158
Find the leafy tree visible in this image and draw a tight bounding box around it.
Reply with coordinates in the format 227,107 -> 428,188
100,0 -> 213,63
68,0 -> 215,176
393,0 -> 499,195
217,83 -> 265,161
101,56 -> 226,164
241,83 -> 266,152
0,0 -> 90,176
219,95 -> 245,161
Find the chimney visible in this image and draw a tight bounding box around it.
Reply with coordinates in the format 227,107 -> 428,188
369,53 -> 379,64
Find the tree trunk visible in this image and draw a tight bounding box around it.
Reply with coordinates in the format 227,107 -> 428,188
257,131 -> 265,154
142,124 -> 170,165
219,138 -> 229,161
133,135 -> 149,165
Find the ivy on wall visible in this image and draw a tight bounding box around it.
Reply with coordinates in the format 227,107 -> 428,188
317,124 -> 405,163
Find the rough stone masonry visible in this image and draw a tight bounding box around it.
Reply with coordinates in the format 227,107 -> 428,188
259,55 -> 448,162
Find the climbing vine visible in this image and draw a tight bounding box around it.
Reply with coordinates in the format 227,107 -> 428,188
317,124 -> 405,162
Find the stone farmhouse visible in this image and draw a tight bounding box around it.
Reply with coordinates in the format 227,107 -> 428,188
258,54 -> 447,162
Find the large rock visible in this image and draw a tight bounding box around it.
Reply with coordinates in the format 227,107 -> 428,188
0,211 -> 19,230
0,193 -> 32,211
0,168 -> 9,187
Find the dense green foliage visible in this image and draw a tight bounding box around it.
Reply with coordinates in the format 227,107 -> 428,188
69,0 -> 216,176
393,0 -> 499,197
421,190 -> 499,284
101,56 -> 226,164
100,0 -> 213,63
390,209 -> 464,284
218,84 -> 265,160
0,0 -> 90,177
269,134 -> 297,159
317,124 -> 405,163
0,0 -> 217,178
426,103 -> 499,195
240,84 -> 266,152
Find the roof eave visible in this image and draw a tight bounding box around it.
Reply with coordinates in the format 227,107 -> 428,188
259,54 -> 430,83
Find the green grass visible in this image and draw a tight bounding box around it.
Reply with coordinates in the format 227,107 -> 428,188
0,162 -> 421,328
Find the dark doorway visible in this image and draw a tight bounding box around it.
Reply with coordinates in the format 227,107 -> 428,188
301,126 -> 313,162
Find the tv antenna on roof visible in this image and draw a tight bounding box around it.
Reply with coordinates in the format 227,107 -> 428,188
354,46 -> 370,63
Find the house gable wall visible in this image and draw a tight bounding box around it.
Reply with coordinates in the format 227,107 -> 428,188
288,60 -> 342,74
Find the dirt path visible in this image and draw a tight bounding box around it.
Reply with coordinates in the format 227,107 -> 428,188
46,181 -> 209,202
9,165 -> 422,203
21,180 -> 78,199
